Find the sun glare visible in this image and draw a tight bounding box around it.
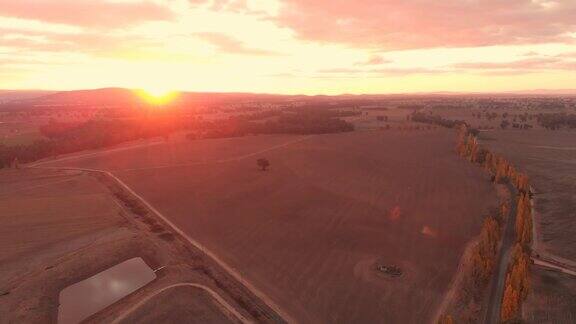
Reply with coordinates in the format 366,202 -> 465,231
137,88 -> 179,105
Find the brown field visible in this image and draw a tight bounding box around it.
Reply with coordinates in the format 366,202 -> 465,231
0,167 -> 276,323
44,129 -> 497,323
0,169 -> 127,284
479,130 -> 576,261
524,267 -> 576,323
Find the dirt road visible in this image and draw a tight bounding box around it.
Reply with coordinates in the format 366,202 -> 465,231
111,283 -> 251,324
485,185 -> 517,324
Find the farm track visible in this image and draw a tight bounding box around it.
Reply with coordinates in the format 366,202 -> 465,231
531,258 -> 576,278
116,136 -> 315,172
29,140 -> 165,167
486,184 -> 517,324
111,283 -> 251,324
529,191 -> 576,279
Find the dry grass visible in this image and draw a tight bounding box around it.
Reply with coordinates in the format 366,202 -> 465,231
0,169 -> 126,284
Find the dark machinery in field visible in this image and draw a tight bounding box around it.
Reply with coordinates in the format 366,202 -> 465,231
377,264 -> 402,277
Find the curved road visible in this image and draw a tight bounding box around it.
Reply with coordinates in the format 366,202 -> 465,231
111,283 -> 252,324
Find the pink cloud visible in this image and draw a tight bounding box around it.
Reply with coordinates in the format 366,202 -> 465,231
557,51 -> 576,58
188,0 -> 266,16
274,0 -> 576,50
522,51 -> 541,57
452,57 -> 576,72
318,67 -> 449,76
452,58 -> 562,70
0,0 -> 173,28
0,27 -> 160,57
194,32 -> 282,56
355,55 -> 392,66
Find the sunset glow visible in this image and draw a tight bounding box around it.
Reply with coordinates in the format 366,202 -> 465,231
1,0 -> 575,94
137,88 -> 179,105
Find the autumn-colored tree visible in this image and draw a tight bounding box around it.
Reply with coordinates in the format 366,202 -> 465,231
509,244 -> 531,299
438,314 -> 454,324
501,280 -> 520,322
501,244 -> 531,323
470,216 -> 501,286
515,193 -> 532,248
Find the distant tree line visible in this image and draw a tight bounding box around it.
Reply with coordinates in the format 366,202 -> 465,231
235,110 -> 282,121
0,116 -> 191,168
536,113 -> 576,130
411,111 -> 468,130
190,112 -> 354,139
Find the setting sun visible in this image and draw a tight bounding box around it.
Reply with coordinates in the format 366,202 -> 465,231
137,88 -> 179,105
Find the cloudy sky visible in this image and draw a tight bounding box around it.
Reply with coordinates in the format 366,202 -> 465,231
1,0 -> 575,94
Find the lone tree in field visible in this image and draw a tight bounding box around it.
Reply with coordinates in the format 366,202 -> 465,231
257,158 -> 270,171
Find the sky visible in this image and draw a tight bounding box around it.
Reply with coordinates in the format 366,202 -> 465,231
0,0 -> 575,94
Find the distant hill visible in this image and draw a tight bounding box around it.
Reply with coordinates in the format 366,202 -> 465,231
0,88 -> 289,110
503,89 -> 576,96
0,90 -> 56,104
1,87 -> 575,111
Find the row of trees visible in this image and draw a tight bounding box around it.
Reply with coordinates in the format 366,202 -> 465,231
410,111 -> 465,129
442,124 -> 532,323
438,125 -> 511,322
455,125 -> 533,323
456,126 -> 529,190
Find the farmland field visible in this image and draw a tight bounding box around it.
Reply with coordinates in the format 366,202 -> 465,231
0,169 -> 126,283
43,129 -> 497,323
524,267 -> 576,323
479,130 -> 576,261
0,164 -> 276,323
0,122 -> 44,146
